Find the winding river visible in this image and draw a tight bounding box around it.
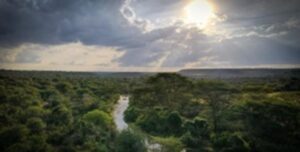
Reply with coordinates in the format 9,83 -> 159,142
113,95 -> 162,152
113,95 -> 129,131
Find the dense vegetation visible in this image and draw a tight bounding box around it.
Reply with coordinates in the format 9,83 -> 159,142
0,70 -> 299,152
0,71 -> 141,152
125,73 -> 300,152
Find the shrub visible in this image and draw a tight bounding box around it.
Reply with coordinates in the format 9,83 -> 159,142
184,117 -> 209,137
26,117 -> 46,134
82,110 -> 112,129
115,130 -> 146,152
166,111 -> 183,135
182,118 -> 210,150
212,132 -> 250,152
241,98 -> 300,151
124,107 -> 140,123
0,125 -> 29,150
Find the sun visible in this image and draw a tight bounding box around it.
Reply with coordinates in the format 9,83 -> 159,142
183,0 -> 214,27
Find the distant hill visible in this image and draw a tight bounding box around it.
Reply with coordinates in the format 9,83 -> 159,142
179,68 -> 300,79
0,70 -> 154,78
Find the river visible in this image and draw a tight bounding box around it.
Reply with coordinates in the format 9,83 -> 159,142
113,95 -> 163,152
113,95 -> 129,131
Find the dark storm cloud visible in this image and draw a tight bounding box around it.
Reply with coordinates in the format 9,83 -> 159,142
0,0 -> 184,54
0,0 -> 142,47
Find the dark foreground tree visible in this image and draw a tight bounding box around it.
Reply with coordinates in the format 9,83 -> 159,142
116,130 -> 146,152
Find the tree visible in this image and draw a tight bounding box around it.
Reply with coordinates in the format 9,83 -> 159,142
146,73 -> 192,107
55,82 -> 72,94
212,132 -> 250,152
166,111 -> 183,135
207,92 -> 226,134
26,117 -> 46,134
82,110 -> 112,129
49,105 -> 73,126
27,135 -> 50,152
116,130 -> 146,152
195,80 -> 233,133
124,107 -> 140,123
0,125 -> 29,150
241,98 -> 300,151
182,118 -> 210,150
184,117 -> 209,137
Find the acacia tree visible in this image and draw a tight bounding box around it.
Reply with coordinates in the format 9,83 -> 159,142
207,92 -> 229,134
194,80 -> 233,134
146,73 -> 192,108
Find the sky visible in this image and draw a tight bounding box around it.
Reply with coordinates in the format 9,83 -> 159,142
0,0 -> 300,71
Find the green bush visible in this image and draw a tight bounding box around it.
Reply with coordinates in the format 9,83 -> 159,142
82,110 -> 112,129
181,118 -> 210,150
184,117 -> 209,137
136,110 -> 185,136
0,74 -> 126,151
0,125 -> 29,151
26,117 -> 46,134
124,107 -> 140,123
166,111 -> 183,135
241,98 -> 300,151
49,105 -> 73,126
116,130 -> 146,152
27,135 -> 50,152
212,132 -> 250,152
137,110 -> 163,134
181,132 -> 198,148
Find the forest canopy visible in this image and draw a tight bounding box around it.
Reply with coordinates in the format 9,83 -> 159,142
0,70 -> 299,152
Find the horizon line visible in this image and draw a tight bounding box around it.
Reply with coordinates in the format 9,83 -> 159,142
1,67 -> 300,73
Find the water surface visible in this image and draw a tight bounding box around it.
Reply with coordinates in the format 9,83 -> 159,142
113,95 -> 129,131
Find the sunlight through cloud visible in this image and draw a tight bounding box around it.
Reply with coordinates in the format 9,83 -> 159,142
183,0 -> 215,28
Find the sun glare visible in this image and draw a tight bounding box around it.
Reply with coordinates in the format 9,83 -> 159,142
183,0 -> 214,27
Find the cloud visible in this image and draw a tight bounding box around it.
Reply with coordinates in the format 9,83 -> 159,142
212,36 -> 300,66
0,42 -> 124,70
120,0 -> 154,32
0,0 -> 139,47
214,0 -> 300,21
117,26 -> 216,67
0,0 -> 300,71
